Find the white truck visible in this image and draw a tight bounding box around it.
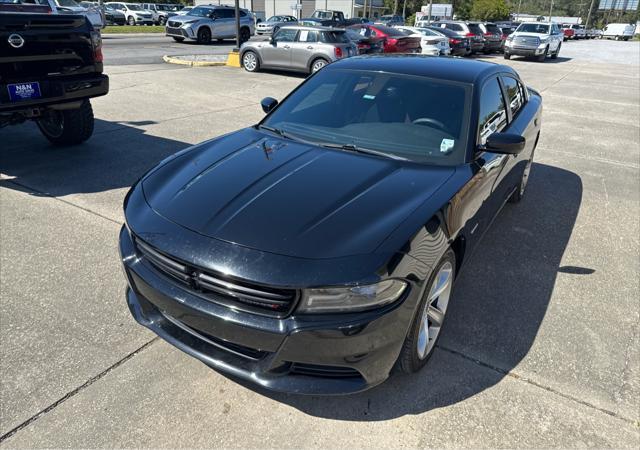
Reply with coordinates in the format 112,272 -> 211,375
602,23 -> 636,41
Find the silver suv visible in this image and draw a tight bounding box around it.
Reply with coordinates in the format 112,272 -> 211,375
504,22 -> 563,62
240,25 -> 357,74
166,5 -> 254,44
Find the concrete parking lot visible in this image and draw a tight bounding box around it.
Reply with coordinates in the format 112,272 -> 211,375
1,38 -> 639,448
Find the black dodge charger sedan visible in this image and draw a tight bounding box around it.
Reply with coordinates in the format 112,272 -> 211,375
120,56 -> 542,395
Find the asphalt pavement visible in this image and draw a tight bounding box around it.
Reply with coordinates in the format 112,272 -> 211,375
0,39 -> 639,448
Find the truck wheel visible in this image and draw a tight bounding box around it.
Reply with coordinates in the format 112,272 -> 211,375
197,27 -> 211,44
128,16 -> 135,26
37,100 -> 95,146
503,52 -> 511,60
551,43 -> 560,59
536,47 -> 548,62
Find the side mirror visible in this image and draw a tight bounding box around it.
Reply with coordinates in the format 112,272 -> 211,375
261,97 -> 278,114
483,133 -> 526,154
269,36 -> 276,44
209,13 -> 216,20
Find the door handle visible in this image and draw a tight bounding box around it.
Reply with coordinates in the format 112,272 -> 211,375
306,46 -> 314,49
283,45 -> 290,49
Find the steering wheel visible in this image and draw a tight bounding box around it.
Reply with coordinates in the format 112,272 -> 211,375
412,117 -> 449,133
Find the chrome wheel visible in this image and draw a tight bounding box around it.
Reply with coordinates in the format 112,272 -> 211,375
311,59 -> 327,73
417,261 -> 453,360
242,52 -> 258,72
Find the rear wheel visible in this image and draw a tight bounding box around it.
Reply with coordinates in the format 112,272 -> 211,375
310,58 -> 328,73
197,27 -> 211,45
398,249 -> 456,373
242,51 -> 259,72
37,100 -> 94,146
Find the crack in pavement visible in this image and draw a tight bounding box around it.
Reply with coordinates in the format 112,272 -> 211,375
0,338 -> 159,443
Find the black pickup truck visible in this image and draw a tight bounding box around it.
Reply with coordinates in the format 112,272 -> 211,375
0,7 -> 109,145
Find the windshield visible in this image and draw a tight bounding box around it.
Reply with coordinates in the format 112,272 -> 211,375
125,3 -> 143,10
314,11 -> 331,19
57,0 -> 80,6
518,23 -> 550,33
262,69 -> 470,165
188,6 -> 211,17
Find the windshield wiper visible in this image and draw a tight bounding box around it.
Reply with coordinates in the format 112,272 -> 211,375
319,142 -> 408,161
257,124 -> 291,139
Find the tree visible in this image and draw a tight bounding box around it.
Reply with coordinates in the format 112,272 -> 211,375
470,0 -> 510,21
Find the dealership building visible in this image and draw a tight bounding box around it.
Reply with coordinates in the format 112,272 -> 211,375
194,0 -> 387,21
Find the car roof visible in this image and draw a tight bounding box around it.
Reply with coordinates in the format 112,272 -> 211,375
329,55 -> 513,84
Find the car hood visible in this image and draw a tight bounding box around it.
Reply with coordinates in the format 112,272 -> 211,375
513,32 -> 548,39
168,14 -> 196,22
141,128 -> 455,260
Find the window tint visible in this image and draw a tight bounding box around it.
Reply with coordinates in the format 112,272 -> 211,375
446,23 -> 463,31
298,30 -> 318,42
217,8 -> 234,19
478,78 -> 507,144
373,25 -> 407,36
518,23 -> 549,33
190,6 -> 211,17
263,69 -> 471,166
274,28 -> 297,42
239,10 -> 246,17
468,24 -> 483,35
320,31 -> 350,43
501,76 -> 525,117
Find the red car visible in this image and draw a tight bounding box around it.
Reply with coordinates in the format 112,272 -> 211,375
561,25 -> 575,41
348,24 -> 421,53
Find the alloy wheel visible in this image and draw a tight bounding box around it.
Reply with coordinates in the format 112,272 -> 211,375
417,261 -> 453,360
243,52 -> 257,71
37,110 -> 65,138
311,59 -> 327,73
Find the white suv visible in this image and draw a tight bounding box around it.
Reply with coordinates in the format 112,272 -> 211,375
504,22 -> 563,62
106,2 -> 154,26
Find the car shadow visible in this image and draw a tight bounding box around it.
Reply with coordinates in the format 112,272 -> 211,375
226,162 -> 583,421
0,119 -> 190,197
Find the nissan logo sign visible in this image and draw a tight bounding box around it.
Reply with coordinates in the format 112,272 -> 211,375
8,34 -> 25,49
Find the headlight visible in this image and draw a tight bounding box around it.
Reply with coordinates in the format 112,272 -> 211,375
182,20 -> 197,25
298,280 -> 407,313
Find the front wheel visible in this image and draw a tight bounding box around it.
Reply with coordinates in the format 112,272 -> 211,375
536,47 -> 548,62
197,27 -> 211,45
551,43 -> 561,59
503,52 -> 511,60
509,150 -> 534,203
37,100 -> 95,146
127,16 -> 135,26
398,248 -> 456,373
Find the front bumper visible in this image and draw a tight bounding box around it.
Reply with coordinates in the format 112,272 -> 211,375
119,225 -> 419,395
504,45 -> 547,57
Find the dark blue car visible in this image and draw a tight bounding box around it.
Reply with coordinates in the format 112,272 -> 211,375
120,55 -> 542,395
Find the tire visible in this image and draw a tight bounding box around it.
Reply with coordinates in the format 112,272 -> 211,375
536,47 -> 548,62
172,37 -> 184,42
197,27 -> 211,45
310,58 -> 329,73
127,16 -> 135,26
239,27 -> 250,43
503,52 -> 511,60
551,43 -> 560,59
217,38 -> 224,43
398,248 -> 456,373
242,51 -> 259,72
37,100 -> 94,146
159,17 -> 166,25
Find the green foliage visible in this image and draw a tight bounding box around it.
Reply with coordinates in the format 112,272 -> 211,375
470,0 -> 510,21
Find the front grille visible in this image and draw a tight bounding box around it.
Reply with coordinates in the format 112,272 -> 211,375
168,21 -> 182,27
163,313 -> 268,360
135,237 -> 298,317
290,363 -> 362,379
165,27 -> 185,36
513,36 -> 540,47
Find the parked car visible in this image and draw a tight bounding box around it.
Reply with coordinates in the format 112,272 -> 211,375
142,3 -> 178,25
241,26 -> 356,74
348,24 -> 421,53
140,3 -> 159,24
593,28 -> 603,38
345,28 -> 384,54
432,20 -> 485,53
394,26 -> 450,56
0,9 -> 108,144
256,15 -> 298,35
561,24 -> 575,40
424,25 -> 471,56
166,5 -> 254,44
119,55 -> 541,395
478,22 -> 503,53
602,23 -> 636,40
504,22 -> 563,62
376,14 -> 404,26
80,2 -> 126,26
106,2 -> 154,26
302,9 -> 348,27
51,0 -> 105,29
570,24 -> 586,39
497,25 -> 515,51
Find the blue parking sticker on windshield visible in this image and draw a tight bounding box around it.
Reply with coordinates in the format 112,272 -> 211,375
363,94 -> 375,100
440,139 -> 455,154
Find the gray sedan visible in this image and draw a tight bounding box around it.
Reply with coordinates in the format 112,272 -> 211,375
241,26 -> 357,74
256,15 -> 298,35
